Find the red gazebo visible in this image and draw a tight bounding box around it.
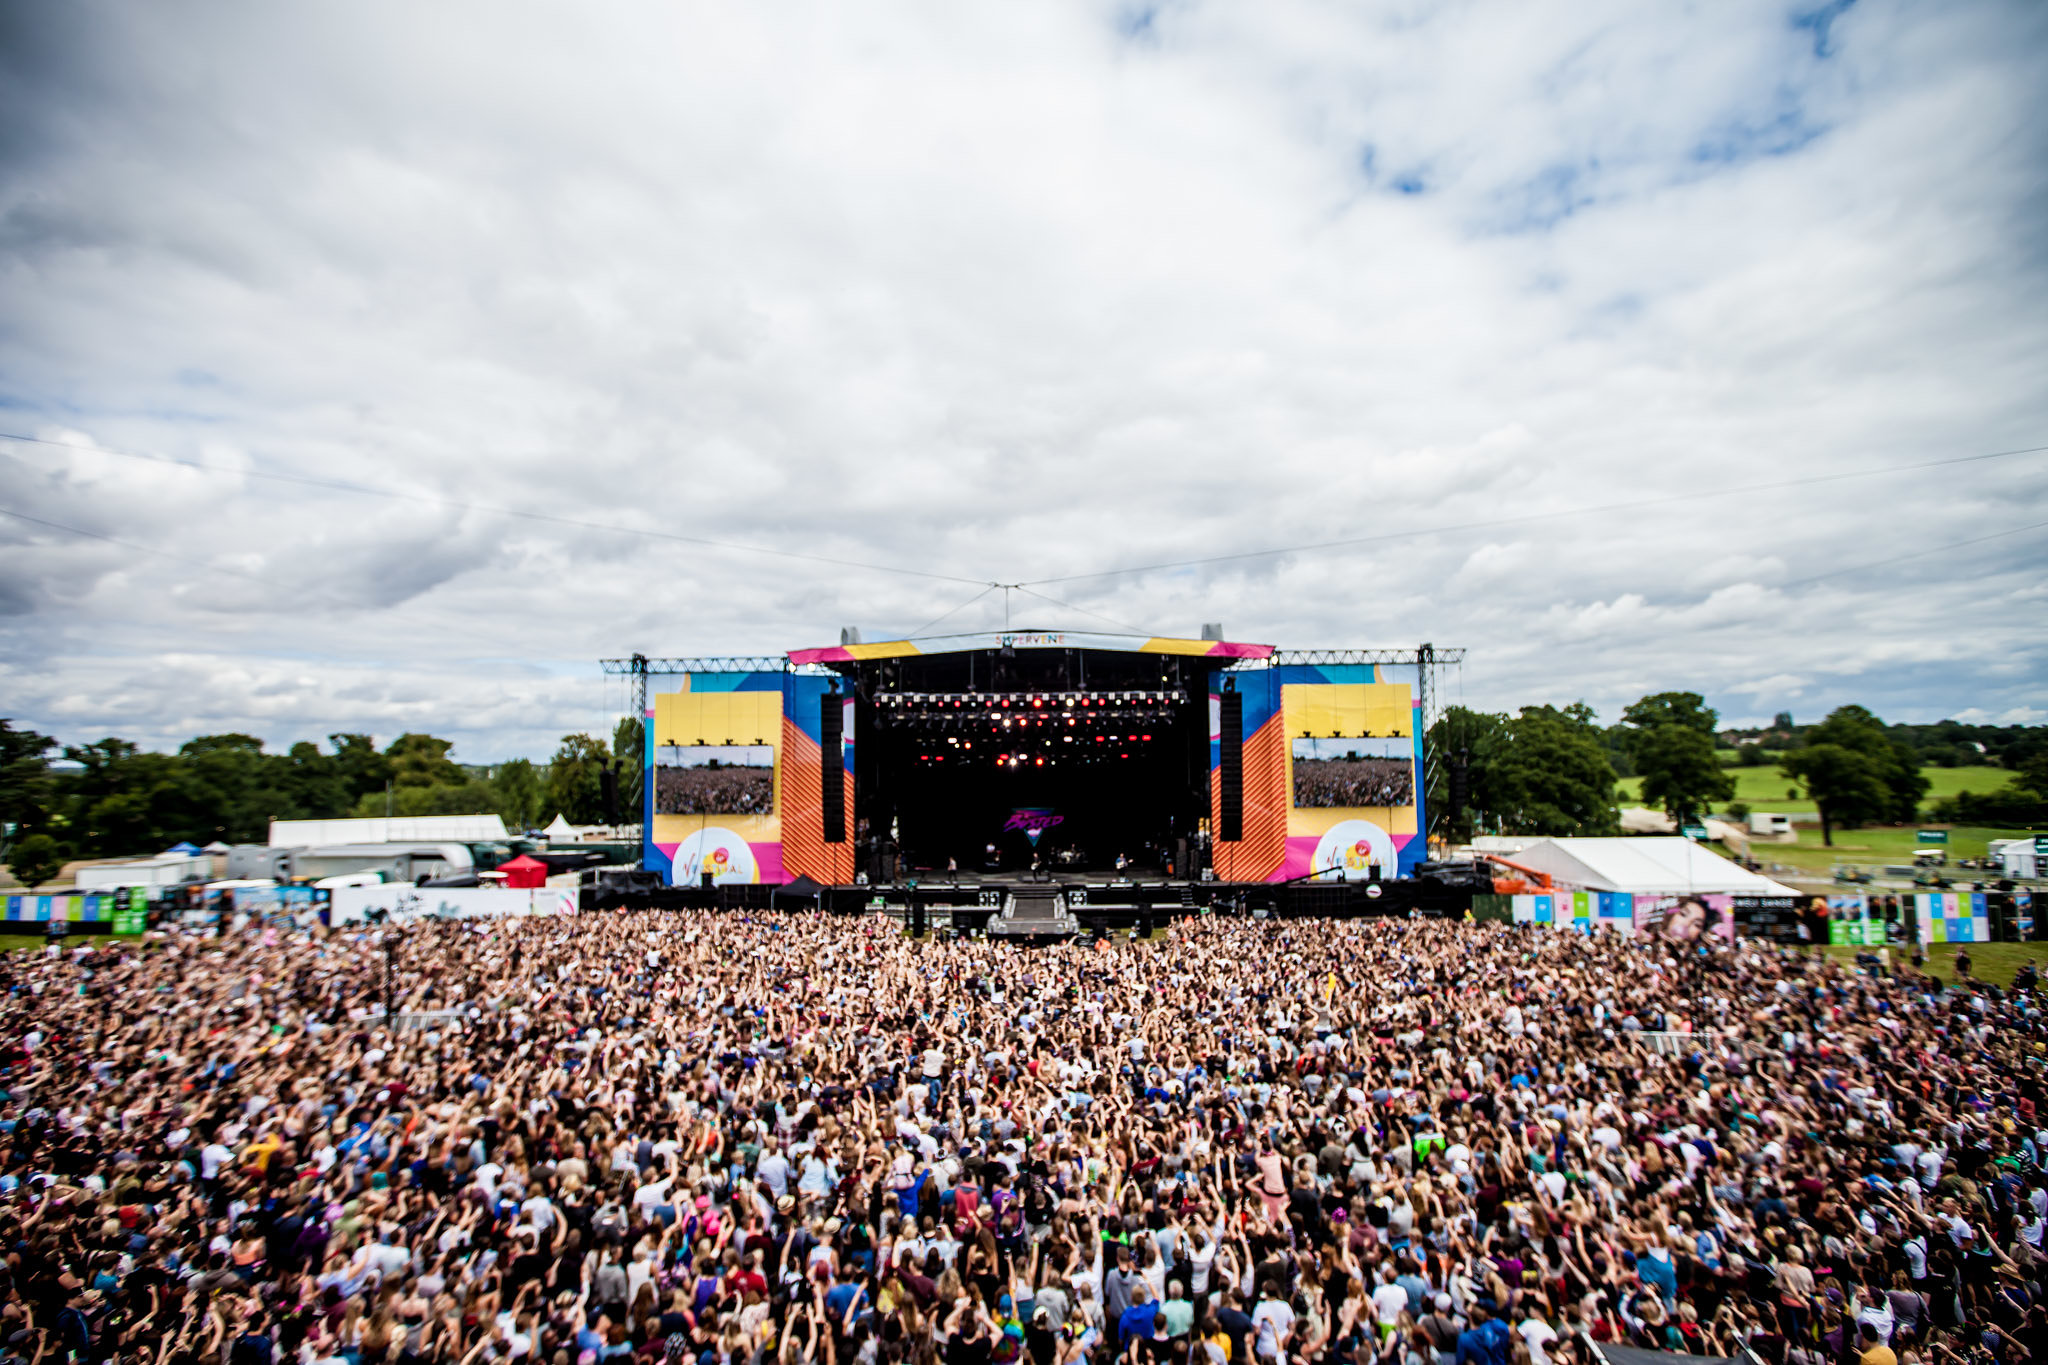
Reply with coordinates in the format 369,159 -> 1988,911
496,854 -> 549,888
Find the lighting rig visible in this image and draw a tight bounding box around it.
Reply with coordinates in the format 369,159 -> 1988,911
871,690 -> 1188,768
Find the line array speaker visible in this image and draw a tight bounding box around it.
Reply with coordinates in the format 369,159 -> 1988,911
1218,689 -> 1243,842
821,695 -> 845,843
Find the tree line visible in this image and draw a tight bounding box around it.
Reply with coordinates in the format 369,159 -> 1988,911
0,718 -> 645,886
1430,694 -> 2048,846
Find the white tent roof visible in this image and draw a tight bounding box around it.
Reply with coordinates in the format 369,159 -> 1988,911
1508,837 -> 1799,895
542,813 -> 577,839
269,815 -> 509,847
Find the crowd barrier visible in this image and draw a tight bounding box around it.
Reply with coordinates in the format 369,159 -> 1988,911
1475,888 -> 2035,946
329,884 -> 577,926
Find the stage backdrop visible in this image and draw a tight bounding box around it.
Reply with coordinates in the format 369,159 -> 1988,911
1211,663 -> 1425,883
644,672 -> 855,886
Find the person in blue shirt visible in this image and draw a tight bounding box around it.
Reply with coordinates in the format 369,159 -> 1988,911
1117,1282 -> 1160,1352
1454,1303 -> 1512,1365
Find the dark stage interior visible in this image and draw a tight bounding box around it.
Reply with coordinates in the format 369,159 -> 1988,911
838,646 -> 1223,878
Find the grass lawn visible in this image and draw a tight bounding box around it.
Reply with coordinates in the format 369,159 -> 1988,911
1748,823 -> 2046,883
1616,765 -> 2013,816
1817,941 -> 2048,988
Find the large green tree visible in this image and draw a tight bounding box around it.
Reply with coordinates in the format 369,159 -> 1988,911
6,833 -> 60,889
1488,703 -> 1620,836
0,721 -> 57,857
179,734 -> 291,843
64,740 -> 198,853
545,734 -> 613,825
494,759 -> 543,831
1780,743 -> 1889,846
328,733 -> 392,807
1781,704 -> 1928,843
1620,691 -> 1734,821
386,734 -> 465,789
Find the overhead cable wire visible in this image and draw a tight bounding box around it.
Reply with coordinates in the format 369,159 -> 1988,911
1775,519 -> 2048,590
0,432 -> 986,587
0,504 -> 275,588
907,584 -> 999,638
1011,584 -> 1156,636
1021,442 -> 2048,586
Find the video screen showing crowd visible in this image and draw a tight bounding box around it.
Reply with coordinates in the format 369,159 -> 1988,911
1291,757 -> 1413,809
17,907 -> 2030,1365
656,744 -> 776,815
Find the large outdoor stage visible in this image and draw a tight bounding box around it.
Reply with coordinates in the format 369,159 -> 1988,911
607,631 -> 1462,912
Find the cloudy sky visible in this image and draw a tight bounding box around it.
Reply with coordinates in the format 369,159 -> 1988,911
2,0 -> 2045,762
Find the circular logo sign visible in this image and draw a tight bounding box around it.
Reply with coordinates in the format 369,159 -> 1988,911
1310,818 -> 1397,882
672,827 -> 759,886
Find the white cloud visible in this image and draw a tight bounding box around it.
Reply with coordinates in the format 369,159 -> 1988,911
0,0 -> 2044,758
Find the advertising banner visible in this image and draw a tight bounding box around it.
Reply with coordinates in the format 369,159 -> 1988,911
4,892 -> 129,927
1633,892 -> 1735,944
1827,893 -> 1870,945
1734,894 -> 1809,943
1916,892 -> 1990,945
112,886 -> 148,935
1471,893 -> 1512,923
329,884 -> 576,926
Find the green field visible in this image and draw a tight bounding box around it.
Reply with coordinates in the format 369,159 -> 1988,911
1818,942 -> 2048,988
1747,823 -> 2044,883
1616,765 -> 2014,817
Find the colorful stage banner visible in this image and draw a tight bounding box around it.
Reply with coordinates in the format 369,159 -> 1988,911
1915,891 -> 1990,945
1827,893 -> 1870,945
2,891 -> 145,930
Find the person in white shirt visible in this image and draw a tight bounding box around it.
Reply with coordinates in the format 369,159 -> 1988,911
200,1140 -> 233,1181
1372,1271 -> 1410,1333
1252,1285 -> 1295,1361
1518,1309 -> 1559,1365
756,1139 -> 792,1199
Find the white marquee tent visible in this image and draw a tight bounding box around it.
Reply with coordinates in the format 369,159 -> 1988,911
1507,836 -> 1799,896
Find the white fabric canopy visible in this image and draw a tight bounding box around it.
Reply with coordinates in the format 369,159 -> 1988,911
1507,836 -> 1798,895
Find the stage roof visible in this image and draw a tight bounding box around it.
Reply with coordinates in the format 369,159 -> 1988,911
788,630 -> 1274,666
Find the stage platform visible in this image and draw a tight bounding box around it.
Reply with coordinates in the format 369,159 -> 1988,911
589,867 -> 1475,929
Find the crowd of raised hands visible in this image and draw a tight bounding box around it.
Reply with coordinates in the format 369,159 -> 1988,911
2,906 -> 2045,1365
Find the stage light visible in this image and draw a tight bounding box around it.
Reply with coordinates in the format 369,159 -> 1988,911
1035,757 -> 1044,766
1142,734 -> 1152,741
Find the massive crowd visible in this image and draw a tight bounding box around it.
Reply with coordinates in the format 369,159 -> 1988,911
5,911 -> 2045,1365
1290,762 -> 1413,810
